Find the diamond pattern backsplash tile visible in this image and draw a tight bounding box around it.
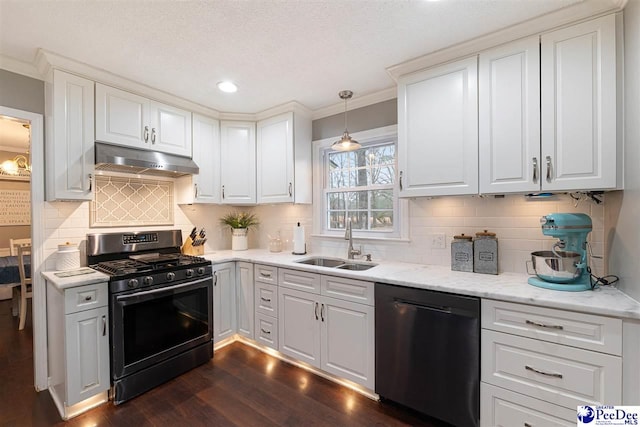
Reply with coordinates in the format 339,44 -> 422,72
90,175 -> 174,227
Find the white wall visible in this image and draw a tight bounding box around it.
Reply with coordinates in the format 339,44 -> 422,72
609,0 -> 640,301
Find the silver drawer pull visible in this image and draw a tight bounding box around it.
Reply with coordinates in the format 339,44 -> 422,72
525,319 -> 563,330
525,365 -> 563,379
260,297 -> 271,302
260,272 -> 272,278
524,423 -> 532,427
84,296 -> 92,301
261,328 -> 271,335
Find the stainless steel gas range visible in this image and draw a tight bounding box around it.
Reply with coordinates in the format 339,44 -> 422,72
87,229 -> 213,405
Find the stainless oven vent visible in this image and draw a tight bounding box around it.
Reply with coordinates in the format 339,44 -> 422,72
95,142 -> 199,177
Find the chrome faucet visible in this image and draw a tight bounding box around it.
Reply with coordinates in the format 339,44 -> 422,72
345,218 -> 362,259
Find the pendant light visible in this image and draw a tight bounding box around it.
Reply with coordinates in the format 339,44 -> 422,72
331,90 -> 361,152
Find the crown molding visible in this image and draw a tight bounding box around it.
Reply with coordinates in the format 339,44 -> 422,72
311,87 -> 396,120
0,54 -> 43,81
386,0 -> 627,80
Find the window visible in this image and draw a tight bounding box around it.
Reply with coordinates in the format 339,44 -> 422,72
325,142 -> 396,233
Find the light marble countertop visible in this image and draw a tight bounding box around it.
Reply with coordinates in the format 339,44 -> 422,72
42,268 -> 110,290
204,249 -> 640,320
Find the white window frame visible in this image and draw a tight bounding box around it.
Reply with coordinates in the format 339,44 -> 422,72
312,125 -> 409,241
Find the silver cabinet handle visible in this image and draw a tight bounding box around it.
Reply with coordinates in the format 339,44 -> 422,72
151,127 -> 157,144
222,185 -> 225,199
260,272 -> 272,278
102,315 -> 106,336
314,302 -> 319,320
399,170 -> 403,190
524,423 -> 532,427
84,295 -> 92,301
320,303 -> 325,322
288,182 -> 292,197
144,126 -> 149,142
525,319 -> 563,330
546,156 -> 552,182
194,183 -> 198,199
525,365 -> 563,379
213,271 -> 217,286
88,174 -> 93,192
261,328 -> 271,335
532,157 -> 538,183
260,297 -> 271,302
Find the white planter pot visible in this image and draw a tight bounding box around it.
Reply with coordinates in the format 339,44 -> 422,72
231,228 -> 248,251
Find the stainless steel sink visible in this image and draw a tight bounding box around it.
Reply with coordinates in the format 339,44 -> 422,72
294,257 -> 377,271
335,262 -> 377,271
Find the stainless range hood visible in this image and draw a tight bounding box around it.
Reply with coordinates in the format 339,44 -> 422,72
95,142 -> 199,177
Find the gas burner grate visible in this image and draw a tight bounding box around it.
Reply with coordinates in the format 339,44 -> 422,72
95,259 -> 153,276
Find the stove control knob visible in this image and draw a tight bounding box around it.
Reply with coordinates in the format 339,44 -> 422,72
166,272 -> 176,281
143,276 -> 154,286
128,278 -> 139,288
197,267 -> 206,275
186,269 -> 194,278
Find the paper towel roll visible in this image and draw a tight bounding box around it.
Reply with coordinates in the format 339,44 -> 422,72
292,222 -> 306,255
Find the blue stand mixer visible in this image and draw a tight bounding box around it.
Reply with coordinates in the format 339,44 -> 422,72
527,213 -> 592,292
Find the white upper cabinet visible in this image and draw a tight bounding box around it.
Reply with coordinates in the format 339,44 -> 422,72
176,114 -> 221,204
398,56 -> 479,197
541,14 -> 621,191
479,36 -> 541,194
256,112 -> 312,204
220,121 -> 256,204
46,70 -> 95,201
95,83 -> 192,157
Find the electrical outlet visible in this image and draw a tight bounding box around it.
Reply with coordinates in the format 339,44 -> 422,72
431,233 -> 446,249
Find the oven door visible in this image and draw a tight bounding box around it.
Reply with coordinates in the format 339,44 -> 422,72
111,276 -> 213,380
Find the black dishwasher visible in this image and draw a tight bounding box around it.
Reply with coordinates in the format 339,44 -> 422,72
375,283 -> 480,427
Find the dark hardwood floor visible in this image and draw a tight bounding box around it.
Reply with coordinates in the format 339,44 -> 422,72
0,300 -> 449,426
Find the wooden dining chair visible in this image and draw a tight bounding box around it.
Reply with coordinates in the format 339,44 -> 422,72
9,238 -> 31,256
16,245 -> 32,330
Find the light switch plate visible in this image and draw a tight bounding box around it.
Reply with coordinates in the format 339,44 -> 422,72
431,233 -> 446,249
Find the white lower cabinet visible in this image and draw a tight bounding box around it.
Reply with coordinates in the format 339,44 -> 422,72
46,281 -> 109,419
480,299 -> 623,427
213,262 -> 236,343
236,262 -> 254,339
278,269 -> 375,390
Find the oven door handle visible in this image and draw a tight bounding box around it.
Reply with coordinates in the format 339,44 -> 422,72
116,277 -> 212,301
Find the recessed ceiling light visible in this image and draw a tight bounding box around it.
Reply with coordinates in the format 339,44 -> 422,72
217,81 -> 238,93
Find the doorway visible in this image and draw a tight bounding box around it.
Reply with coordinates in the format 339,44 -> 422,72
0,105 -> 46,391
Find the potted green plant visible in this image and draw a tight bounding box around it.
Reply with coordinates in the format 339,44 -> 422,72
220,211 -> 259,251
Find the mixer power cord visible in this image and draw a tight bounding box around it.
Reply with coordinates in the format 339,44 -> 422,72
587,266 -> 619,290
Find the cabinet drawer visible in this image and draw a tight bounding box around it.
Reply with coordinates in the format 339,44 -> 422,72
482,330 -> 622,410
255,313 -> 278,350
482,299 -> 622,355
64,282 -> 108,314
321,275 -> 374,306
255,282 -> 278,317
279,268 -> 320,294
481,383 -> 575,426
255,264 -> 278,285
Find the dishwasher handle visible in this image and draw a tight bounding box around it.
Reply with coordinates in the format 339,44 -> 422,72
394,298 -> 477,318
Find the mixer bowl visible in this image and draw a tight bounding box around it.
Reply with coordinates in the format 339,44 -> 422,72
530,250 -> 583,283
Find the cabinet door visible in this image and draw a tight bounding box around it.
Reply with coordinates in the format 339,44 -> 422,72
149,101 -> 192,157
398,56 -> 478,197
178,114 -> 220,204
541,14 -> 619,191
65,306 -> 109,406
236,262 -> 254,339
220,121 -> 256,204
320,296 -> 374,390
48,70 -> 95,201
95,84 -> 149,148
257,112 -> 294,203
479,37 -> 541,194
213,262 -> 236,343
278,287 -> 321,368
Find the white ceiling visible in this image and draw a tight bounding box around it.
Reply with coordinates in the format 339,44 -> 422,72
0,0 -> 581,114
